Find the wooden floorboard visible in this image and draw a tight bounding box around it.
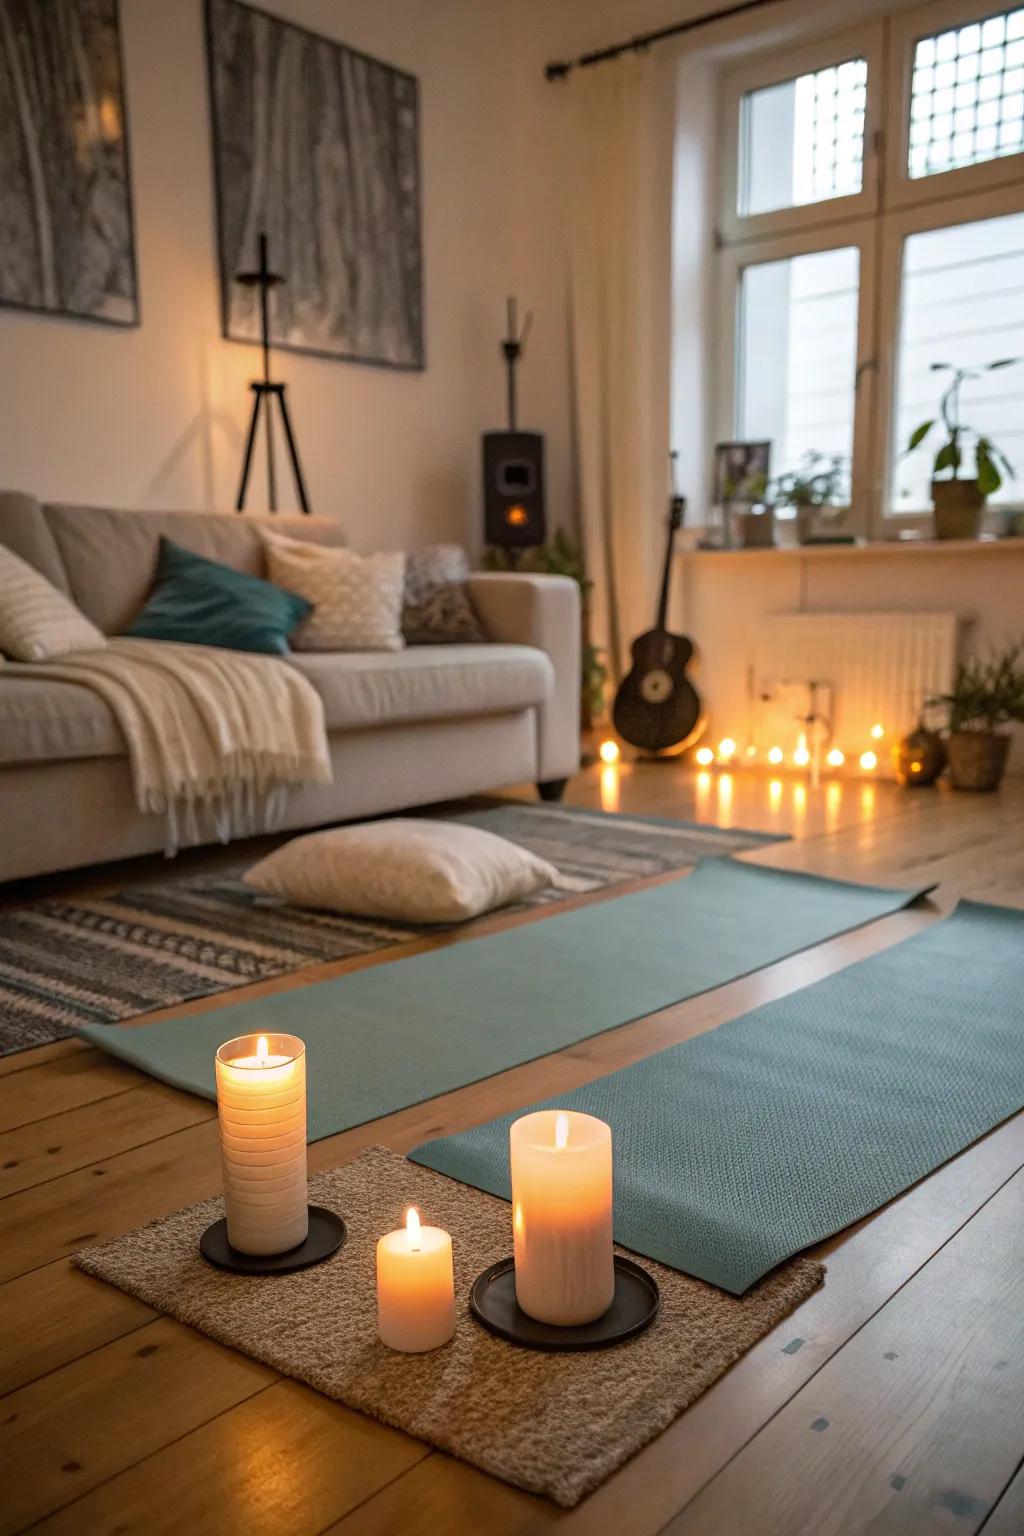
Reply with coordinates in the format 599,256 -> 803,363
983,1458 -> 1024,1536
665,1166 -> 1024,1536
27,1383 -> 430,1536
1,767 -> 1022,1535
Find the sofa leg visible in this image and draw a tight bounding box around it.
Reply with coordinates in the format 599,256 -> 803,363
537,778 -> 568,803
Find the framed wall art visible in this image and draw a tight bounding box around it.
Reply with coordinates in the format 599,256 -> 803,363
0,0 -> 138,326
205,0 -> 424,370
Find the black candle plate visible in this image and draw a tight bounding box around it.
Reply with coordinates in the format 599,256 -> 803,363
200,1205 -> 346,1275
469,1256 -> 659,1350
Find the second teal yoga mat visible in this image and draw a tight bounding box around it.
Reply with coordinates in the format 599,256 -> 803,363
77,858 -> 928,1142
412,900 -> 1024,1294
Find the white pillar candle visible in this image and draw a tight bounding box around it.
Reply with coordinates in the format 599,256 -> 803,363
376,1207 -> 456,1353
215,1032 -> 307,1256
511,1108 -> 614,1326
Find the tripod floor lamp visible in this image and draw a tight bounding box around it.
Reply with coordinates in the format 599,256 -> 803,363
235,232 -> 311,514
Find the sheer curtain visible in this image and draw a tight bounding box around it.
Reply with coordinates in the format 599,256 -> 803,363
566,51 -> 673,686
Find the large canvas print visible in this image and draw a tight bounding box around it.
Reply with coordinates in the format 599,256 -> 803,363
206,0 -> 423,371
0,0 -> 138,326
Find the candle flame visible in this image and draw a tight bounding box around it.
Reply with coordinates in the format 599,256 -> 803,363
406,1206 -> 421,1251
554,1113 -> 570,1150
256,1035 -> 270,1063
599,738 -> 620,764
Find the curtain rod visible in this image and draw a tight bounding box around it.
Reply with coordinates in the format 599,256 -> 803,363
544,0 -> 784,80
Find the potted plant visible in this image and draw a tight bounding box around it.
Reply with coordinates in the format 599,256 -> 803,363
904,359 -> 1020,540
770,453 -> 848,544
929,640 -> 1024,791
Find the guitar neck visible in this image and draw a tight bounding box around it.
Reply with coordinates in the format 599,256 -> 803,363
655,517 -> 679,631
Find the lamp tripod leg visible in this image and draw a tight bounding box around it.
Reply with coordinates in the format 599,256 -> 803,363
236,386 -> 263,512
277,388 -> 312,514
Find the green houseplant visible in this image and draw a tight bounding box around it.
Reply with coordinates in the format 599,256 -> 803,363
484,530 -> 608,726
929,640 -> 1024,791
770,452 -> 848,544
904,359 -> 1020,540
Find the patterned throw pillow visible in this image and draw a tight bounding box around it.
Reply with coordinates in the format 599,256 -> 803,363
262,530 -> 405,652
0,544 -> 106,660
403,545 -> 486,645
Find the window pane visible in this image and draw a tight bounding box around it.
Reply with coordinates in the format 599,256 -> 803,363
908,8 -> 1024,177
737,246 -> 859,501
891,211 -> 1024,513
739,59 -> 867,216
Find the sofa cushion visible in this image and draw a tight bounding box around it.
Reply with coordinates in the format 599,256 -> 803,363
289,644 -> 553,731
123,538 -> 311,655
0,644 -> 553,767
0,491 -> 72,595
0,676 -> 125,764
0,547 -> 106,661
41,505 -> 346,634
262,531 -> 406,652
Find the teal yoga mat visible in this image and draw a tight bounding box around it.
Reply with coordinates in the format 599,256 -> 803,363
77,858 -> 929,1144
412,899 -> 1024,1294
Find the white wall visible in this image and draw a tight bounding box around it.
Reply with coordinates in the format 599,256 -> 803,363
0,0 -> 587,554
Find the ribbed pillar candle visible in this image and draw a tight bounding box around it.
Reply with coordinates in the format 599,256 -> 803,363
510,1108 -> 615,1326
215,1033 -> 308,1256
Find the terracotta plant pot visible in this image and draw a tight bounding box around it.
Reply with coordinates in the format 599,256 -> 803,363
946,730 -> 1011,792
931,479 -> 985,541
740,507 -> 776,548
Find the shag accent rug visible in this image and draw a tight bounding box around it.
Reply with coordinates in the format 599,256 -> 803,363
0,804 -> 781,1056
74,1147 -> 824,1508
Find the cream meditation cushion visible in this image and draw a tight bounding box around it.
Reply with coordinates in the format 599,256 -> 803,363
0,545 -> 106,661
243,819 -> 559,923
261,529 -> 405,652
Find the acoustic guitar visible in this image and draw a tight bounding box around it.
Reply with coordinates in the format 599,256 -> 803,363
612,455 -> 703,754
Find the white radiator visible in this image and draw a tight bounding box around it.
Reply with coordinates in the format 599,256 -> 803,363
752,611 -> 959,766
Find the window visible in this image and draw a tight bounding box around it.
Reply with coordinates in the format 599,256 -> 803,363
716,0 -> 1024,536
891,210 -> 1024,511
739,59 -> 867,216
909,9 -> 1024,179
736,248 -> 860,494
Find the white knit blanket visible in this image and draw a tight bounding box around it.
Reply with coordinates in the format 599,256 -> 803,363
14,638 -> 332,852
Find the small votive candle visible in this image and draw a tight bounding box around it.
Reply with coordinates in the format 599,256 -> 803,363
376,1207 -> 456,1353
215,1032 -> 307,1256
511,1109 -> 614,1326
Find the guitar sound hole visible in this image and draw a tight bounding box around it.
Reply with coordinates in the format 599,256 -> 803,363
639,669 -> 674,704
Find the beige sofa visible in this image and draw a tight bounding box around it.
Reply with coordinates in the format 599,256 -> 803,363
0,493 -> 580,883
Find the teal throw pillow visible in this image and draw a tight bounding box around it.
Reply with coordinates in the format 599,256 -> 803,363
123,537 -> 311,655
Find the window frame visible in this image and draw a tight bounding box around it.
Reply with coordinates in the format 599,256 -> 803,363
716,221 -> 879,538
885,0 -> 1024,213
872,178 -> 1024,538
718,23 -> 885,245
713,2 -> 1024,539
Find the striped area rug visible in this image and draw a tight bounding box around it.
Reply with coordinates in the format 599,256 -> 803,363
0,804 -> 782,1057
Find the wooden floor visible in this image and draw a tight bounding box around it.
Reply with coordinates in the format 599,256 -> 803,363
2,765 -> 1023,1536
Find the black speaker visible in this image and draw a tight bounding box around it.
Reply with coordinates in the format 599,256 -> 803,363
483,430 -> 546,549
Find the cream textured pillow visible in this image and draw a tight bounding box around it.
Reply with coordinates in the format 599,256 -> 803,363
262,529 -> 405,652
243,818 -> 559,923
0,545 -> 106,661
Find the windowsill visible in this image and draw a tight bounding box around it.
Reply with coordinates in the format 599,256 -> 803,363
679,535 -> 1024,560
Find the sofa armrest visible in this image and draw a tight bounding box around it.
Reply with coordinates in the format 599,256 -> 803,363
467,572 -> 581,782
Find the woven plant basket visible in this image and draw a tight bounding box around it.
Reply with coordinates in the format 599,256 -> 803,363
947,731 -> 1011,792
